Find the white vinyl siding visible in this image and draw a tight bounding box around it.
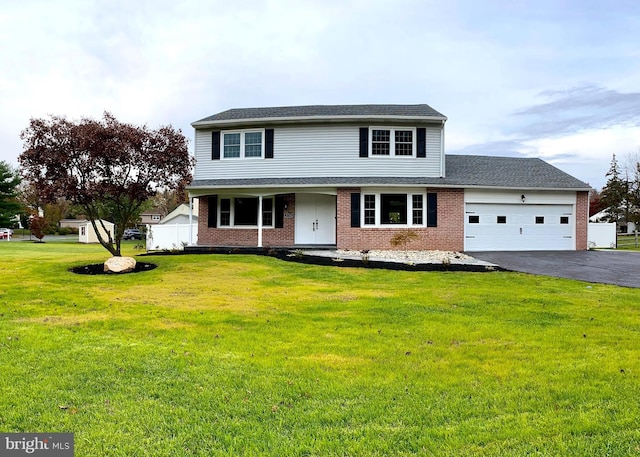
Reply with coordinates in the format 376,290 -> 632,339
194,125 -> 444,180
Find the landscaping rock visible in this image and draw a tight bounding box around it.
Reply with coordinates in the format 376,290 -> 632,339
104,256 -> 137,273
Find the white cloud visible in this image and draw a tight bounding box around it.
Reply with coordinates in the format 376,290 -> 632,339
1,0 -> 640,192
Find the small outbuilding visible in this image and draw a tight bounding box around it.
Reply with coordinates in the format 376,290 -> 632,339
79,220 -> 115,244
159,203 -> 199,225
146,203 -> 199,251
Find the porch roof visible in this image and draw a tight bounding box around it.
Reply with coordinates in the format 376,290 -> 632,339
187,155 -> 591,192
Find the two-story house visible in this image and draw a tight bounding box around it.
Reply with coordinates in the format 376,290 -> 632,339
187,104 -> 591,251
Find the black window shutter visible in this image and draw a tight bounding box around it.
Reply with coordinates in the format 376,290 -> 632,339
275,195 -> 285,228
211,131 -> 220,160
265,129 -> 274,159
208,195 -> 218,228
359,128 -> 368,158
351,193 -> 361,227
427,192 -> 437,227
417,128 -> 426,158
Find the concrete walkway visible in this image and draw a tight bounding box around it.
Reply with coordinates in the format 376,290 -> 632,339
470,250 -> 640,288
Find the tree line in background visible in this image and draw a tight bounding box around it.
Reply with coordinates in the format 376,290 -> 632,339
1,160 -> 189,241
596,153 -> 640,231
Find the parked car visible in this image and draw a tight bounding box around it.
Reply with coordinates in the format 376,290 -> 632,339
123,228 -> 143,240
0,228 -> 13,239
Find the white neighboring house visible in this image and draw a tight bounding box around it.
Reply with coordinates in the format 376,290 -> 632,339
590,210 -> 637,233
79,220 -> 115,244
160,203 -> 199,225
146,203 -> 199,251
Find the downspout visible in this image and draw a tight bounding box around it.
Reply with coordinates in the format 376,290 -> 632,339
440,119 -> 446,178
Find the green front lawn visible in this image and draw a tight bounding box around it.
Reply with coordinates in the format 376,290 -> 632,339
0,241 -> 639,456
617,233 -> 640,251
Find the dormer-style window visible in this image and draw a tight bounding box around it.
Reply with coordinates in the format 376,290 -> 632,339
369,127 -> 416,157
222,130 -> 264,159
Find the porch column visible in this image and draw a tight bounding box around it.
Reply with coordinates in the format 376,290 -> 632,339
188,196 -> 194,246
257,195 -> 263,247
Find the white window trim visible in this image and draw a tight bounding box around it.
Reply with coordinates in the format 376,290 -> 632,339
361,190 -> 426,227
218,196 -> 275,228
368,127 -> 417,158
221,129 -> 265,159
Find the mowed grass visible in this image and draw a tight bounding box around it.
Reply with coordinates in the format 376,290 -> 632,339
0,241 -> 639,456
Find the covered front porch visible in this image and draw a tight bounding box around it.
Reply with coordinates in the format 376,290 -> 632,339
186,188 -> 337,248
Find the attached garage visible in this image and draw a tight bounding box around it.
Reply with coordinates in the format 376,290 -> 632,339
464,190 -> 578,251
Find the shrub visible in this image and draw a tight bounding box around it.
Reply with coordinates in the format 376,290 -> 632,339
390,229 -> 420,252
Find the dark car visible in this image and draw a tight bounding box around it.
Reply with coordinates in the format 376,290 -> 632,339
123,228 -> 143,240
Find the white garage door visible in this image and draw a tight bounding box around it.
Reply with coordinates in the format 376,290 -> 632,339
465,204 -> 574,251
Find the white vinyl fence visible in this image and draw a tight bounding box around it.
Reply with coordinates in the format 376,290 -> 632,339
146,223 -> 197,251
587,223 -> 617,249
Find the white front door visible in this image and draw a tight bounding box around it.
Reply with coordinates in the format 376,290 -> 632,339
295,194 -> 336,245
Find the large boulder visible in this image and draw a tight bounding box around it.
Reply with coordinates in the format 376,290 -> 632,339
104,256 -> 137,273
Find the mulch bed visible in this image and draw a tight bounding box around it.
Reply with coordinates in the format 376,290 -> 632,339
69,262 -> 158,275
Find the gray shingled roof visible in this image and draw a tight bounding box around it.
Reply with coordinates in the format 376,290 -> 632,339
188,155 -> 591,190
444,155 -> 591,189
194,104 -> 446,124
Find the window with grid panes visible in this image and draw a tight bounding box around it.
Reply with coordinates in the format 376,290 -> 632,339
262,199 -> 273,226
364,195 -> 376,225
371,129 -> 390,155
412,194 -> 423,224
395,130 -> 413,156
244,132 -> 262,157
222,131 -> 263,158
223,134 -> 241,158
220,198 -> 231,226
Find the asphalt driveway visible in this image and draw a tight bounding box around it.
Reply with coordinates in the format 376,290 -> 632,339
470,250 -> 640,288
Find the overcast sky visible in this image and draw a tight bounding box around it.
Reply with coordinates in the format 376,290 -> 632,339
2,0 -> 640,189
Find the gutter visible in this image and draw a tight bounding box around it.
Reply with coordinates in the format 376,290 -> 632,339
191,114 -> 448,128
186,181 -> 592,192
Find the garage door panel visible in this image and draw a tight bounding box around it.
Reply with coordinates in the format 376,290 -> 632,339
465,204 -> 574,251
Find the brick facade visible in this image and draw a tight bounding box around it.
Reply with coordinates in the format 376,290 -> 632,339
197,194 -> 296,247
576,190 -> 589,250
196,188 -> 584,251
336,187 -> 464,251
197,189 -> 465,250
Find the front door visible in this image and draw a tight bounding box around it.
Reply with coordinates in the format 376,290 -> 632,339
295,194 -> 336,245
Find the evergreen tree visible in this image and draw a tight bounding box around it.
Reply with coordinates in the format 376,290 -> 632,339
601,154 -> 626,223
628,162 -> 640,229
0,161 -> 21,227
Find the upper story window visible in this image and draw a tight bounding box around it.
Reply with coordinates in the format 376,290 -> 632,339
222,130 -> 264,159
369,127 -> 416,157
